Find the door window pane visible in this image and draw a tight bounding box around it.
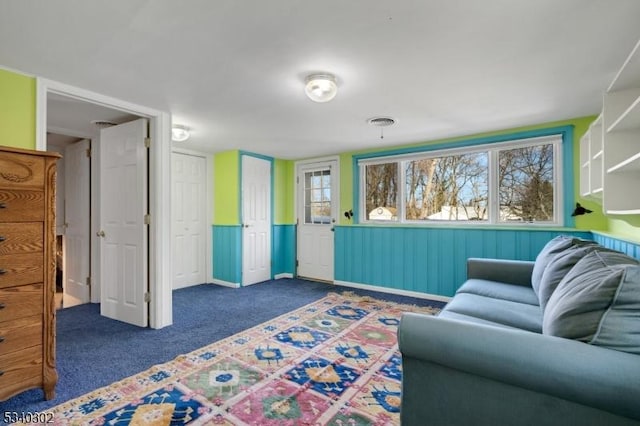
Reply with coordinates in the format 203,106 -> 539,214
304,169 -> 331,224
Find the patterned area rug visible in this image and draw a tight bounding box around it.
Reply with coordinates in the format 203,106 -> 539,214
33,292 -> 440,425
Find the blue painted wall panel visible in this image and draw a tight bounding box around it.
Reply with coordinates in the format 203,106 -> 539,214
212,225 -> 242,284
592,233 -> 640,260
273,224 -> 296,276
334,226 -> 591,297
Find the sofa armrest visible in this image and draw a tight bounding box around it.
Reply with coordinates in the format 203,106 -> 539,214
466,258 -> 534,287
398,312 -> 640,421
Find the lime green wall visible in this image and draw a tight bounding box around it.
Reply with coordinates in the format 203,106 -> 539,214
213,150 -> 240,224
274,159 -> 294,224
0,68 -> 36,149
337,116 -> 610,229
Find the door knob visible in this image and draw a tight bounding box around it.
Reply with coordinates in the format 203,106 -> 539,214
96,230 -> 106,238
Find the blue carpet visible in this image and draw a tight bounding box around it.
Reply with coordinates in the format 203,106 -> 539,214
0,278 -> 444,419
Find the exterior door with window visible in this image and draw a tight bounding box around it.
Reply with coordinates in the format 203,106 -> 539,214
296,160 -> 337,281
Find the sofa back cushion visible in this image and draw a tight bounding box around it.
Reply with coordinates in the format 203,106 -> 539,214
531,235 -> 595,298
543,250 -> 640,354
537,244 -> 615,312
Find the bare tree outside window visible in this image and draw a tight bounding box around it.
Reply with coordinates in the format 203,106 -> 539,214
499,144 -> 554,222
405,153 -> 488,221
365,163 -> 398,221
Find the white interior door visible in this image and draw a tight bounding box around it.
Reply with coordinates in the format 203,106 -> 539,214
297,160 -> 337,281
63,139 -> 91,307
99,118 -> 148,327
172,152 -> 207,289
242,155 -> 271,286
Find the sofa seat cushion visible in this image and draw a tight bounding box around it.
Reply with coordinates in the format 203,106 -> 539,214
442,293 -> 542,333
457,279 -> 539,306
543,251 -> 640,354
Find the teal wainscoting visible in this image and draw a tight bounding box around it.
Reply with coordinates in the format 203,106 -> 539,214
334,226 -> 591,297
592,232 -> 640,259
212,225 -> 242,285
273,224 -> 296,276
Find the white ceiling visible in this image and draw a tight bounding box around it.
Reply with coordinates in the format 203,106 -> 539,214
2,0 -> 639,159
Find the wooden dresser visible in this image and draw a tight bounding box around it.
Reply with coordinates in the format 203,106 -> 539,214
0,145 -> 59,401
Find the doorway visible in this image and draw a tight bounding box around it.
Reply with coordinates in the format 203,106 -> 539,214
37,78 -> 173,329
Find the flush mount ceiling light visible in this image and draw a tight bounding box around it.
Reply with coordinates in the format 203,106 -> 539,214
171,124 -> 190,142
304,73 -> 338,103
368,116 -> 396,139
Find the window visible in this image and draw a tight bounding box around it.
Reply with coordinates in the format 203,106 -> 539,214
304,169 -> 332,224
359,135 -> 561,225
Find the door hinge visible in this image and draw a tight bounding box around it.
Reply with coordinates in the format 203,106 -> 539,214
86,276 -> 91,286
295,259 -> 299,267
144,137 -> 151,148
144,214 -> 151,225
296,176 -> 299,184
144,292 -> 151,303
86,148 -> 91,158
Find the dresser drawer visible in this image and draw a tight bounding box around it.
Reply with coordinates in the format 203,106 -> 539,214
0,345 -> 43,401
0,253 -> 43,289
0,284 -> 43,322
0,223 -> 43,255
0,151 -> 45,189
0,315 -> 42,354
0,190 -> 45,222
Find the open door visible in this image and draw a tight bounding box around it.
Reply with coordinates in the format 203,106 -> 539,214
63,139 -> 91,307
98,118 -> 149,327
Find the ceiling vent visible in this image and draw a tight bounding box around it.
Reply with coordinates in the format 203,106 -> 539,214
90,120 -> 117,128
367,117 -> 395,139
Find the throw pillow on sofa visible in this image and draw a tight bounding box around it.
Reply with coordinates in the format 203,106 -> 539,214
542,250 -> 640,355
531,235 -> 596,298
537,244 -> 616,312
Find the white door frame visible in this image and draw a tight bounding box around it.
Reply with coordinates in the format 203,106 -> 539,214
172,147 -> 213,284
294,155 -> 340,280
36,78 -> 173,329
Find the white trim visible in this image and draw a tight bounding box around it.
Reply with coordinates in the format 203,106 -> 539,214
274,273 -> 294,279
333,280 -> 452,303
37,77 -> 173,329
211,279 -> 241,288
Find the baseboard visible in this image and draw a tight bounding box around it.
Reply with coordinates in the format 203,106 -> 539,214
211,279 -> 241,288
274,273 -> 294,279
333,280 -> 452,303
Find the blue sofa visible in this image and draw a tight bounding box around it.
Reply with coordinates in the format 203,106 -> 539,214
398,236 -> 640,426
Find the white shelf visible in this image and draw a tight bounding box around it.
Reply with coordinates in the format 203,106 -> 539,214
606,93 -> 640,133
608,39 -> 640,92
606,209 -> 640,215
607,151 -> 640,174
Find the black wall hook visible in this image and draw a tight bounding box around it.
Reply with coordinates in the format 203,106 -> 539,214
571,202 -> 593,217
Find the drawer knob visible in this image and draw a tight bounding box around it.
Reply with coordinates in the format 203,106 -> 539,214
0,202 -> 5,209
0,336 -> 4,343
0,303 -> 4,309
0,269 -> 6,275
0,236 -> 4,242
0,370 -> 3,376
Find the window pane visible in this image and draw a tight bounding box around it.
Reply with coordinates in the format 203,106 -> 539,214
304,169 -> 332,224
405,153 -> 488,221
365,162 -> 398,221
498,144 -> 554,222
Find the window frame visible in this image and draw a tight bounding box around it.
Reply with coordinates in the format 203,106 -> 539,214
355,129 -> 571,227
